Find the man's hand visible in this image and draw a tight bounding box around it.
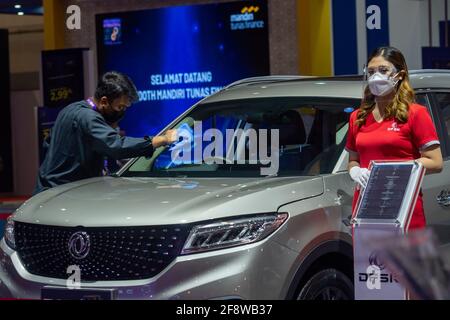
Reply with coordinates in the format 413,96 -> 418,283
164,129 -> 178,144
151,129 -> 178,148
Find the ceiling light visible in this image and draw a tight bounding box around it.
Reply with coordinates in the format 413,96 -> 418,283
14,4 -> 22,9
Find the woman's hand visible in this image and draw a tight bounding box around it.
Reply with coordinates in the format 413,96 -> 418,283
347,150 -> 370,189
349,166 -> 371,189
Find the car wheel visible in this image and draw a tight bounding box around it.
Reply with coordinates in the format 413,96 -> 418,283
297,268 -> 354,300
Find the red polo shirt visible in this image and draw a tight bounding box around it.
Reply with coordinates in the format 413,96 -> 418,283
345,103 -> 440,230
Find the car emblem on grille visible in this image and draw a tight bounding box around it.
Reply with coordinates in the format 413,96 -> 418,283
68,231 -> 91,260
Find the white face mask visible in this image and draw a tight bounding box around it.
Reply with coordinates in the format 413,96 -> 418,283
368,72 -> 399,97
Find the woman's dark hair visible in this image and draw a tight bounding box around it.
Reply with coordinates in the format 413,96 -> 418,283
94,71 -> 139,103
357,46 -> 415,127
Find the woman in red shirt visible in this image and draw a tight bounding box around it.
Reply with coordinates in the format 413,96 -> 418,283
345,46 -> 443,231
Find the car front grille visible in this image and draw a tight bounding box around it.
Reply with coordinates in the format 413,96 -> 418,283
14,222 -> 191,281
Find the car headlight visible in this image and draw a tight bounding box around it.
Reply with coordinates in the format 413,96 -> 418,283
181,213 -> 288,255
4,216 -> 16,250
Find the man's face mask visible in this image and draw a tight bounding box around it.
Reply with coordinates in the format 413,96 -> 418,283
365,65 -> 400,97
103,107 -> 126,124
101,98 -> 127,124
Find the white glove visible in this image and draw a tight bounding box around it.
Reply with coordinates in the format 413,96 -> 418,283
349,166 -> 370,189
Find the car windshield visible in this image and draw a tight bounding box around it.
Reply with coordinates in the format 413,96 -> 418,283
121,97 -> 359,178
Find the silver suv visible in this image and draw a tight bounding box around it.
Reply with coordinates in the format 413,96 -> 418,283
1,70 -> 450,300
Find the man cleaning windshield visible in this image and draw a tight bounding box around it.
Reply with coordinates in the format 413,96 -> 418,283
34,71 -> 177,194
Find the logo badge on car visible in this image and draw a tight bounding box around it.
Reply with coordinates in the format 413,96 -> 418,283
68,231 -> 91,260
369,251 -> 385,270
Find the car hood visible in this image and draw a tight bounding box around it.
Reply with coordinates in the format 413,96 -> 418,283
13,176 -> 323,227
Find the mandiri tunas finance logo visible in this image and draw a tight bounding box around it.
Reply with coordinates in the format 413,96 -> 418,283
230,6 -> 265,30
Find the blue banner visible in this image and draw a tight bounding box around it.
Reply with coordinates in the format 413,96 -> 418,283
96,1 -> 270,138
366,0 -> 390,56
332,0 -> 358,75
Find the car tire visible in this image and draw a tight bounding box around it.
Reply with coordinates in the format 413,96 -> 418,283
297,268 -> 354,300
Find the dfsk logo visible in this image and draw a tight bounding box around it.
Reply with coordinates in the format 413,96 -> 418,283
387,122 -> 400,132
358,266 -> 398,289
358,252 -> 398,289
68,231 -> 91,259
358,266 -> 398,290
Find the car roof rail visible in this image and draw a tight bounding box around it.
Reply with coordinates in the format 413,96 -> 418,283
224,70 -> 450,90
301,74 -> 363,81
225,74 -> 369,89
224,75 -> 315,89
410,69 -> 450,75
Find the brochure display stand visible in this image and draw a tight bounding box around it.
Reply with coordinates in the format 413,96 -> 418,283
351,160 -> 426,300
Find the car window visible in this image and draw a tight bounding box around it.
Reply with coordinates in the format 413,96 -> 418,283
123,98 -> 359,177
435,92 -> 450,157
415,93 -> 431,110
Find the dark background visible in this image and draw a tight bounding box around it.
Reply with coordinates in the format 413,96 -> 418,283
0,29 -> 13,193
41,48 -> 88,109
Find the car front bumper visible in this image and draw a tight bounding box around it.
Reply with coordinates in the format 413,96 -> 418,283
0,237 -> 298,300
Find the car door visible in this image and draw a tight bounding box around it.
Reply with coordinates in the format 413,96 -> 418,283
418,90 -> 450,247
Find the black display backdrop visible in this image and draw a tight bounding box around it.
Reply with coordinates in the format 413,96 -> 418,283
41,48 -> 88,108
0,29 -> 13,193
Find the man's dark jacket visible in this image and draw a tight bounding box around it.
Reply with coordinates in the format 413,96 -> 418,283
35,100 -> 154,194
